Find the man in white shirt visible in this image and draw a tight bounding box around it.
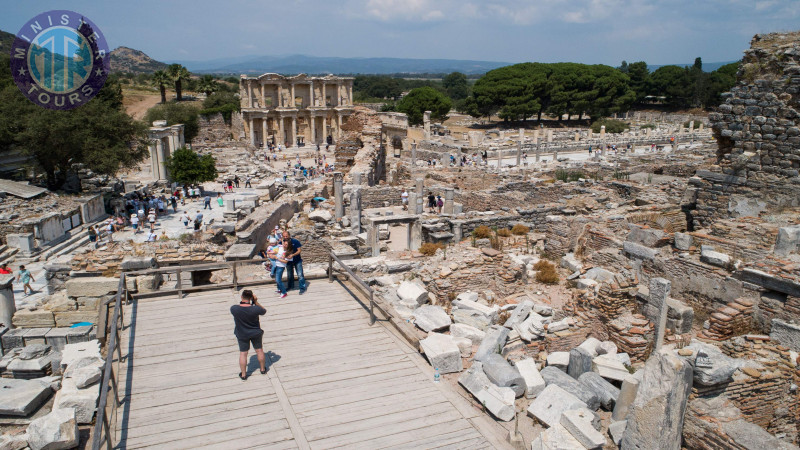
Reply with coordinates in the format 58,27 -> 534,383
131,214 -> 140,233
401,189 -> 409,211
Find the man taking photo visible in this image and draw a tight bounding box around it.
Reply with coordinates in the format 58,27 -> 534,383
230,290 -> 267,380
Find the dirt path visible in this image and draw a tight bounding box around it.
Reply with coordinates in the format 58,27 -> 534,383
124,92 -> 161,120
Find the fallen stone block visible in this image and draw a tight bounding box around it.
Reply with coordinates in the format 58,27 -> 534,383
547,318 -> 570,332
770,319 -> 800,352
621,352 -> 692,450
458,361 -> 491,398
623,241 -> 658,261
53,378 -> 100,424
612,372 -> 642,421
452,337 -> 472,358
481,353 -> 525,398
540,366 -> 600,410
527,384 -> 588,428
120,257 -> 157,271
533,303 -> 553,316
682,341 -> 740,386
608,420 -> 627,446
455,291 -> 479,302
597,341 -> 617,356
61,340 -> 101,368
396,281 -> 428,308
308,209 -> 333,222
568,347 -> 593,379
65,277 -> 118,298
419,333 -> 462,374
674,232 -> 693,251
561,408 -> 606,449
11,309 -> 55,328
0,378 -> 52,416
26,408 -> 79,450
531,424 -> 586,450
475,384 -> 515,422
450,323 -> 485,345
412,305 -> 451,332
592,354 -> 630,382
560,253 -> 582,272
514,358 -> 545,398
473,325 -> 509,362
700,247 -> 732,268
616,352 -> 631,367
578,337 -> 602,357
774,225 -> 800,257
451,298 -> 499,330
583,267 -> 616,284
546,351 -> 570,371
0,432 -> 27,450
578,372 -> 620,411
503,300 -> 533,328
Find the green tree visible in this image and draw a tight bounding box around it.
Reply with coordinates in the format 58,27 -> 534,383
442,72 -> 469,100
202,91 -> 239,110
396,87 -> 452,125
472,63 -> 550,120
196,75 -> 219,96
353,75 -> 402,100
650,65 -> 692,108
0,76 -> 148,190
626,61 -> 651,104
152,70 -> 170,104
164,147 -> 217,185
707,62 -> 739,106
167,64 -> 191,101
144,102 -> 200,142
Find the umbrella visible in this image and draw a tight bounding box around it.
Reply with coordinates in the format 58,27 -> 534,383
313,197 -> 326,202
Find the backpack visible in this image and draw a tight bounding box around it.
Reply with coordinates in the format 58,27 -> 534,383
437,199 -> 443,207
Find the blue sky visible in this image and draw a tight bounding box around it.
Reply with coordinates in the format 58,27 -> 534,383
3,1 -> 798,65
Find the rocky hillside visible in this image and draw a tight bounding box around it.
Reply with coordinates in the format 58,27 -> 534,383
0,29 -> 15,52
109,46 -> 167,74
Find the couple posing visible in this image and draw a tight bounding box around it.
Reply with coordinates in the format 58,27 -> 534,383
266,230 -> 306,298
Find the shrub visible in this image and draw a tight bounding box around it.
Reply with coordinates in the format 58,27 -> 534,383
496,228 -> 511,237
534,260 -> 559,284
473,226 -> 492,239
555,169 -> 584,182
490,236 -> 504,251
511,224 -> 530,235
419,242 -> 445,256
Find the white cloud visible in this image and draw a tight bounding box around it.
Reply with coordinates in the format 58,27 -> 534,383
362,0 -> 445,21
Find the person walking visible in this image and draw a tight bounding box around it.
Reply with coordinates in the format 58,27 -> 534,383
194,211 -> 203,231
401,189 -> 408,211
427,191 -> 436,213
88,225 -> 98,245
230,290 -> 267,380
217,193 -> 224,208
203,194 -> 212,210
181,211 -> 190,228
283,231 -> 306,295
148,210 -> 156,232
245,176 -> 252,188
17,265 -> 35,296
130,213 -> 139,234
171,196 -> 178,213
234,175 -> 240,188
436,195 -> 443,214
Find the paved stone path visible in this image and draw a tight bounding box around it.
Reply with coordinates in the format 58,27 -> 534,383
116,281 -> 509,449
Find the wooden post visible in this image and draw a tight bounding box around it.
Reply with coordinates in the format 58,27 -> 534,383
369,290 -> 375,326
176,268 -> 183,299
328,254 -> 333,282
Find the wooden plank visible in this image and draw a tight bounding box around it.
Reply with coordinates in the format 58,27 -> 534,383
290,378 -> 432,411
266,366 -> 311,450
124,404 -> 286,439
280,359 -> 415,391
121,393 -> 276,428
127,420 -> 293,450
375,421 -> 481,449
297,391 -> 444,430
198,433 -> 297,450
280,366 -> 422,397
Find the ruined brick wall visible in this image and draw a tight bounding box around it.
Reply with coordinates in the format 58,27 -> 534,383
699,32 -> 800,227
360,186 -> 403,208
419,248 -> 524,303
291,229 -> 332,264
755,293 -> 800,333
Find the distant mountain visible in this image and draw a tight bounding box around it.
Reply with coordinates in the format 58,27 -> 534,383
0,29 -> 15,52
170,54 -> 512,75
109,46 -> 168,74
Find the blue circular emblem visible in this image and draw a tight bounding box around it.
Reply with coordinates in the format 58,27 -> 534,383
9,10 -> 110,110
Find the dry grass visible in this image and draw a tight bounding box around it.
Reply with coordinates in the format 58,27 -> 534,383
534,260 -> 559,284
511,224 -> 530,235
496,228 -> 511,237
419,242 -> 445,256
473,226 -> 492,239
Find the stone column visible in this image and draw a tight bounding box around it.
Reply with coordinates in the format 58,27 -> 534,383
533,129 -> 539,143
310,114 -> 316,144
516,128 -> 523,166
612,373 -> 641,421
337,114 -> 343,139
411,142 -> 417,165
409,221 -> 422,250
350,188 -> 361,234
497,148 -> 502,169
575,131 -> 580,142
650,277 -> 671,350
352,172 -> 362,186
347,85 -> 353,106
368,224 -> 380,257
553,150 -> 558,162
225,199 -> 236,213
149,141 -> 159,178
698,123 -> 703,131
333,172 -> 344,219
249,119 -> 256,147
279,116 -> 285,146
688,120 -> 694,131
262,119 -> 268,148
443,188 -> 454,214
247,82 -> 253,108
547,129 -> 553,142
600,125 -> 606,141
423,111 -> 431,139
290,83 -> 295,108
291,117 -> 297,146
415,178 -> 424,214
0,275 -> 15,329
154,140 -> 165,180
276,85 -> 282,107
260,82 -> 265,107
159,141 -> 169,180
451,220 -> 463,242
322,83 -> 326,106
309,81 -> 314,107
535,148 -> 540,163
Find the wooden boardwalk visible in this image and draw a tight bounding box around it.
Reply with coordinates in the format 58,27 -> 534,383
116,281 -> 510,449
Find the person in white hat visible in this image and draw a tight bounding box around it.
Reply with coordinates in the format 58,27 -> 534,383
271,225 -> 282,242
266,237 -> 280,279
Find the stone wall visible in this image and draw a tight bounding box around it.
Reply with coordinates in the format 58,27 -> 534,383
236,201 -> 300,247
360,186 -> 403,208
699,32 -> 800,227
193,112 -> 244,146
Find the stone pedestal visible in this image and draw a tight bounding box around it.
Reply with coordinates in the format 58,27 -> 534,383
333,172 -> 344,219
368,224 -> 380,257
352,172 -> 362,186
350,188 -> 362,234
650,278 -> 671,350
443,188 -> 454,215
7,233 -> 35,255
224,199 -> 236,213
452,221 -> 463,242
547,130 -> 553,142
411,142 -> 417,165
408,221 -> 422,250
600,125 -> 606,141
423,111 -> 431,139
415,178 -> 424,214
0,276 -> 15,329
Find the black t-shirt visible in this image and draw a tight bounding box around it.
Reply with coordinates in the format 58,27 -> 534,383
230,304 -> 266,339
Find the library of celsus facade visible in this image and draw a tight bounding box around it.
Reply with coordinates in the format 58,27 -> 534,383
240,73 -> 355,148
